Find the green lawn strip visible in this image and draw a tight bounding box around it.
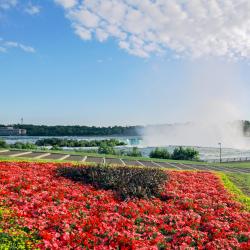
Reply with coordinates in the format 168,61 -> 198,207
0,156 -> 79,164
0,154 -> 211,167
1,148 -> 250,168
0,158 -> 176,173
217,173 -> 250,212
219,162 -> 250,168
0,148 -> 206,164
224,173 -> 250,196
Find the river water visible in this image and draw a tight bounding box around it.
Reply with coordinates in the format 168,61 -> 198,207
1,135 -> 250,162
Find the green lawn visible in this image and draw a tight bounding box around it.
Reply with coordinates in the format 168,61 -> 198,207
0,148 -> 250,168
218,172 -> 250,211
220,162 -> 250,168
225,173 -> 250,196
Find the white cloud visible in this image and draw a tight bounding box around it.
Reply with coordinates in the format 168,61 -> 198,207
54,0 -> 78,9
25,4 -> 41,15
0,0 -> 17,10
74,25 -> 92,40
55,0 -> 250,59
0,1 -> 41,15
0,38 -> 35,53
19,44 -> 35,53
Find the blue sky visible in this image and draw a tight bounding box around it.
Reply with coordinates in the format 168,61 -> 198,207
1,0 -> 250,125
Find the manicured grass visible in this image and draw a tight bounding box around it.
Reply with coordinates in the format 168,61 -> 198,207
1,148 -> 250,168
0,148 -> 206,165
224,173 -> 250,196
218,173 -> 250,211
220,161 -> 250,168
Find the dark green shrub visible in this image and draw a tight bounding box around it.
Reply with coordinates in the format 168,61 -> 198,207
149,148 -> 171,159
126,147 -> 142,157
0,140 -> 8,148
98,143 -> 116,155
171,146 -> 199,160
51,145 -> 61,151
57,165 -> 168,200
10,142 -> 37,150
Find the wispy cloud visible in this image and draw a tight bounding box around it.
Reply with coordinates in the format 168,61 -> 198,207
0,0 -> 17,10
0,38 -> 35,53
0,46 -> 7,52
0,1 -> 41,15
54,0 -> 78,9
25,4 -> 41,15
55,0 -> 250,59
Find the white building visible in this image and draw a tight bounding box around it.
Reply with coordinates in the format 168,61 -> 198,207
0,127 -> 27,136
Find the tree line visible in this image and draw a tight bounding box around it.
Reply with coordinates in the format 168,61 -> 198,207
0,139 -> 126,150
1,121 -> 249,136
149,147 -> 199,161
10,124 -> 143,136
35,138 -> 126,147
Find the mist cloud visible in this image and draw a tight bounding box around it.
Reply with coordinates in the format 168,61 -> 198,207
142,60 -> 250,149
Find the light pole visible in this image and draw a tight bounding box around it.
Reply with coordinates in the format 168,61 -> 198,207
218,142 -> 222,163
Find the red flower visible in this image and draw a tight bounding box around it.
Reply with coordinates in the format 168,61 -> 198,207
0,162 -> 249,249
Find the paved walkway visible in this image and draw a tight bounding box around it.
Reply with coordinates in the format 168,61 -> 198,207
0,149 -> 249,174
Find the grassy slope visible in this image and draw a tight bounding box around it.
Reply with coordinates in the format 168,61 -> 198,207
218,173 -> 250,211
0,148 -> 250,168
224,173 -> 250,196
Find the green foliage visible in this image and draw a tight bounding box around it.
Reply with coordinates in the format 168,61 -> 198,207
171,147 -> 199,161
35,138 -> 126,147
243,120 -> 250,136
13,124 -> 143,136
149,148 -> 171,159
126,147 -> 142,157
149,146 -> 199,161
0,140 -> 8,149
0,209 -> 39,249
57,165 -> 168,200
0,232 -> 29,250
218,173 -> 250,212
51,145 -> 61,151
225,173 -> 250,196
9,142 -> 37,150
98,144 -> 116,155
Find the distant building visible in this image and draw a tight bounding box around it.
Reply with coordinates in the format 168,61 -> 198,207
0,127 -> 27,136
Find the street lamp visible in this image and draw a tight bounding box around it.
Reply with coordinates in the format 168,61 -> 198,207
218,143 -> 222,163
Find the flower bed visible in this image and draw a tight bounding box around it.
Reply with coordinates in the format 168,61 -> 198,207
0,162 -> 249,249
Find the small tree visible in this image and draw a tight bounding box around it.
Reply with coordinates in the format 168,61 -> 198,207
171,146 -> 199,161
0,140 -> 8,148
126,147 -> 142,157
98,143 -> 116,155
149,148 -> 171,159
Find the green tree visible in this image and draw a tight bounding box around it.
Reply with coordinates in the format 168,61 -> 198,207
171,146 -> 199,161
126,147 -> 142,157
98,143 -> 116,155
0,140 -> 8,148
149,148 -> 171,159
